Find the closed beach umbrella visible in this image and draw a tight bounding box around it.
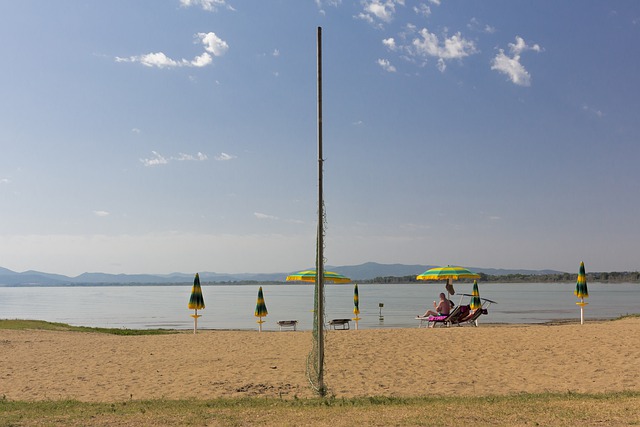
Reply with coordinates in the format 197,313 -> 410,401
469,280 -> 482,311
353,284 -> 360,330
254,286 -> 268,332
574,261 -> 589,325
188,273 -> 205,334
286,270 -> 351,284
417,266 -> 480,297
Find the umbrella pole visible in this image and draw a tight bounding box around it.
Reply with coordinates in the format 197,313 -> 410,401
259,317 -> 263,332
193,309 -> 198,334
580,298 -> 584,325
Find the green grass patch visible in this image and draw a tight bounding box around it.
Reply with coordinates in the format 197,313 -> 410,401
0,319 -> 175,335
1,392 -> 639,426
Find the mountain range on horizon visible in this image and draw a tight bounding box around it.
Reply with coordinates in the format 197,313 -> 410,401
0,262 -> 566,286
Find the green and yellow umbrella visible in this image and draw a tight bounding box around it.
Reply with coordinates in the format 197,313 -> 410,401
417,266 -> 480,297
286,270 -> 351,284
254,286 -> 268,332
353,284 -> 361,329
574,261 -> 589,325
469,280 -> 482,311
188,273 -> 205,334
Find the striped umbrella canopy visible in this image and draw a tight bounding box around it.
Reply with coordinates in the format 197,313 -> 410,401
575,262 -> 589,325
574,262 -> 589,300
188,273 -> 205,334
188,273 -> 205,310
254,286 -> 268,331
254,286 -> 268,318
469,280 -> 482,310
416,266 -> 480,296
353,284 -> 360,316
286,270 -> 351,284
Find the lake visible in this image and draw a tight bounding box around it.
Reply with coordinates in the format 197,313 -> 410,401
0,282 -> 638,331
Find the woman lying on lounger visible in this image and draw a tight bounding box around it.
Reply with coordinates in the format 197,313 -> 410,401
421,292 -> 452,317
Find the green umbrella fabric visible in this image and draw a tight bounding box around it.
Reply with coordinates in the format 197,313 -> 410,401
188,273 -> 205,310
285,269 -> 351,284
416,266 -> 480,295
254,286 -> 268,318
469,280 -> 482,310
575,261 -> 589,300
353,284 -> 360,316
416,266 -> 480,281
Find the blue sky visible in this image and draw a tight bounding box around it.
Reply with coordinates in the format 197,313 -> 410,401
1,0 -> 639,276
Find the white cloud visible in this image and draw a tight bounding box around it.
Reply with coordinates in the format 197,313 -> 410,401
93,210 -> 110,217
582,104 -> 604,118
413,4 -> 431,17
176,152 -> 208,161
491,36 -> 543,86
197,32 -> 229,56
254,212 -> 279,220
357,0 -> 404,26
179,0 -> 234,12
383,37 -> 397,51
400,28 -> 477,71
116,32 -> 228,69
272,49 -> 280,57
131,128 -> 141,134
141,151 -> 209,166
140,151 -> 169,167
215,152 -> 236,161
377,58 -> 397,72
0,178 -> 10,184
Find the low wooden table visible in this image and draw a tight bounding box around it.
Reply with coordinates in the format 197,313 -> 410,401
329,319 -> 351,330
277,320 -> 298,331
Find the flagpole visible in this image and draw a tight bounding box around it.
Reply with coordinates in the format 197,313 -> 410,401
316,25 -> 325,396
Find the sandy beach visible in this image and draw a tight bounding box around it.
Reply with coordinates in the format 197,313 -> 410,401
1,317 -> 639,402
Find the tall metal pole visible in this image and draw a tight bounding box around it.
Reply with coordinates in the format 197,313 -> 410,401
316,26 -> 325,396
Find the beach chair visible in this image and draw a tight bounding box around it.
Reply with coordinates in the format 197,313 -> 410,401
277,320 -> 298,331
416,305 -> 465,328
453,296 -> 497,326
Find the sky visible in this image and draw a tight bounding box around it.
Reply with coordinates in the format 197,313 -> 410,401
1,1 -> 639,277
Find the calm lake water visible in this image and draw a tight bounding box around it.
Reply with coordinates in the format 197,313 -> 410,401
0,282 -> 638,331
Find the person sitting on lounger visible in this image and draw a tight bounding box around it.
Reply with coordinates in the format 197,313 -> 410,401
421,292 -> 451,317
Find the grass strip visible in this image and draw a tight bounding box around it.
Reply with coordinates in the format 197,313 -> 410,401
1,392 -> 639,426
0,319 -> 175,335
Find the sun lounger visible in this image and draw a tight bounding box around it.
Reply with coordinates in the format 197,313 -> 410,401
416,305 -> 466,328
277,320 -> 298,331
329,319 -> 351,330
454,308 -> 488,327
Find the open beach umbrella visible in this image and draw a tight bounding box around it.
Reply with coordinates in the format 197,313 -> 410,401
286,270 -> 351,284
416,265 -> 480,297
188,273 -> 205,334
254,286 -> 268,332
469,280 -> 482,311
353,284 -> 361,330
574,261 -> 589,325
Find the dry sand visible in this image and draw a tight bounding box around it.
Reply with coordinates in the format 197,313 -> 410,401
1,317 -> 639,402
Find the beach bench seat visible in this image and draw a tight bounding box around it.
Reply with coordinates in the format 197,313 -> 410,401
277,320 -> 298,331
329,319 -> 351,330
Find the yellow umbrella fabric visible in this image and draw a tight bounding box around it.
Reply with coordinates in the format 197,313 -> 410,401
286,270 -> 351,284
574,261 -> 589,325
470,280 -> 482,310
416,266 -> 480,295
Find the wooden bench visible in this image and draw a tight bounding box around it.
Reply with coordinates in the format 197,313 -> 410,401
329,319 -> 351,330
277,320 -> 298,331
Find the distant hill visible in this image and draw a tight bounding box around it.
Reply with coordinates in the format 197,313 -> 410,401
0,262 -> 568,286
